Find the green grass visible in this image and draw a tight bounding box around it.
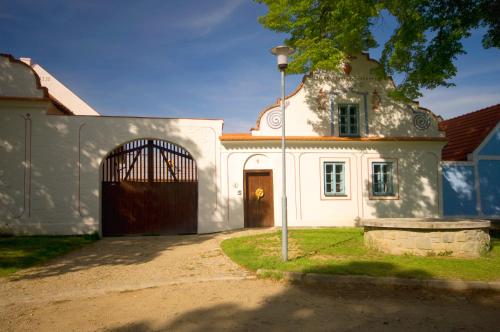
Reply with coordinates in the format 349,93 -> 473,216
221,228 -> 500,281
0,234 -> 99,277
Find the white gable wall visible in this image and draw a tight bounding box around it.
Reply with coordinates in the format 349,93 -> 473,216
253,54 -> 442,138
0,56 -> 46,99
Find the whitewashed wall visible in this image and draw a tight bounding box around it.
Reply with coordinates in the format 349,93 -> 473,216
0,103 -> 224,234
221,141 -> 444,228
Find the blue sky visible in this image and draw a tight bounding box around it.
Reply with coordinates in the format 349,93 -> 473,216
2,0 -> 499,132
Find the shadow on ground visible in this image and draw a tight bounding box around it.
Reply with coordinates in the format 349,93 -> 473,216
101,279 -> 500,332
8,234 -> 217,281
302,261 -> 433,279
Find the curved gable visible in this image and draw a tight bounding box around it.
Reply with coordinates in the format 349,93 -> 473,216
251,53 -> 443,138
0,54 -> 48,99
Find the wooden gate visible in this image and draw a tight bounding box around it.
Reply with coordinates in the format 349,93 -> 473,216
102,139 -> 198,236
244,170 -> 274,227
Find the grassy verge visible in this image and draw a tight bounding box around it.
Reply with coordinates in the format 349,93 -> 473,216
0,234 -> 99,277
221,228 -> 500,281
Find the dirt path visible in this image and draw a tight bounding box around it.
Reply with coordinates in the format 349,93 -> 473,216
0,231 -> 262,305
1,230 -> 499,331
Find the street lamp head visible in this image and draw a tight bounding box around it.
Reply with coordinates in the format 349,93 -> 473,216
271,45 -> 295,70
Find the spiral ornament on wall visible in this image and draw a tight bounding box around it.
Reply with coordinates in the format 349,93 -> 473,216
413,111 -> 431,130
266,109 -> 282,129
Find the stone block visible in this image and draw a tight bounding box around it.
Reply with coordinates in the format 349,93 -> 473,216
416,237 -> 432,250
443,233 -> 455,243
431,237 -> 442,243
456,232 -> 466,242
402,238 -> 416,249
430,233 -> 442,239
397,232 -> 408,240
432,243 -> 445,251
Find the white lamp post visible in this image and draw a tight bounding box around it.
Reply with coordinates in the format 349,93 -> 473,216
271,45 -> 295,261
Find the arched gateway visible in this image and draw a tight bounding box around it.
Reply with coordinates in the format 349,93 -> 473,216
102,139 -> 198,236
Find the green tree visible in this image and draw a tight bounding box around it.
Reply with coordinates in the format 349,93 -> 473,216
256,0 -> 499,100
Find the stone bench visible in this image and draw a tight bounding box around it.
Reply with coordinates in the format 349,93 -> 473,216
362,218 -> 491,258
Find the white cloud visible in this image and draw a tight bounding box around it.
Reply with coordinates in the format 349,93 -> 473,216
175,0 -> 244,35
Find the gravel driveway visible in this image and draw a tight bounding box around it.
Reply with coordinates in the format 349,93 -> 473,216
1,230 -> 499,331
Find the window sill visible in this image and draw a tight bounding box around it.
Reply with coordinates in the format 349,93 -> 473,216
369,194 -> 399,200
321,194 -> 351,200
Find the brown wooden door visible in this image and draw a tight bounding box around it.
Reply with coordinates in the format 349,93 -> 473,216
101,139 -> 198,236
102,182 -> 197,236
244,170 -> 274,227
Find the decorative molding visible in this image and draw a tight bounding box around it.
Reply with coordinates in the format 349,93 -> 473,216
413,110 -> 431,130
14,113 -> 32,219
77,123 -> 86,217
266,109 -> 282,129
343,62 -> 352,75
350,90 -> 369,135
220,135 -> 447,142
251,81 -> 306,131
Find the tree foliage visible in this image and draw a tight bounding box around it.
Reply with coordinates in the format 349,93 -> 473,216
256,0 -> 499,100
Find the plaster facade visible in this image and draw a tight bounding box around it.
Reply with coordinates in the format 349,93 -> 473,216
221,54 -> 446,228
1,53 -> 446,234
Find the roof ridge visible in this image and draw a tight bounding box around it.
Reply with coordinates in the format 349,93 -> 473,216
442,103 -> 500,123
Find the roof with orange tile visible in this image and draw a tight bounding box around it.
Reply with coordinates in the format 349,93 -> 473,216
439,104 -> 500,161
219,134 -> 447,142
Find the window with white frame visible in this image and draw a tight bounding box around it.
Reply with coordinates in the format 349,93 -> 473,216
338,104 -> 359,136
324,162 -> 345,196
371,162 -> 395,196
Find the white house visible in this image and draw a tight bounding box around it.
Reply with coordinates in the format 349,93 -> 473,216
220,54 -> 446,229
0,53 -> 446,235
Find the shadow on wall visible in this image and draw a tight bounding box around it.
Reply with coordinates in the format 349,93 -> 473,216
78,118 -> 214,234
442,164 -> 477,216
368,149 -> 439,218
302,71 -> 436,138
0,112 -> 226,235
300,73 -> 440,218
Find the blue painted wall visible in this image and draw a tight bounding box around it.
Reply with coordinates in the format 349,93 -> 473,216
479,126 -> 500,156
442,164 -> 477,216
478,160 -> 500,216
